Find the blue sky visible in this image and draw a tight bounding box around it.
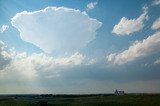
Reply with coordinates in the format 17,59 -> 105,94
0,0 -> 160,94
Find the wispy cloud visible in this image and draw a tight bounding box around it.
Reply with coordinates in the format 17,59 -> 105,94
112,6 -> 148,36
0,25 -> 9,33
152,0 -> 160,5
86,1 -> 98,11
154,58 -> 160,65
151,17 -> 160,30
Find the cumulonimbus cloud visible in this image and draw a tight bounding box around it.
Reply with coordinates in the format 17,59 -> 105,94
107,31 -> 160,65
112,6 -> 148,36
11,7 -> 102,54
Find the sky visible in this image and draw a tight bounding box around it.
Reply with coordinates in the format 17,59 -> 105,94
0,0 -> 160,94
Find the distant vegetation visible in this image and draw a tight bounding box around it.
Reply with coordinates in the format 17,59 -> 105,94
0,94 -> 160,106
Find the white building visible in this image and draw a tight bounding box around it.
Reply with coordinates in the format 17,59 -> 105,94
114,90 -> 125,95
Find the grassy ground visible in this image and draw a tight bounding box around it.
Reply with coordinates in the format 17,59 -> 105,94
0,94 -> 160,106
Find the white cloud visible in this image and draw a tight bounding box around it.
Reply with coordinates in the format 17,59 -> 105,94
107,31 -> 160,64
0,41 -> 101,94
112,6 -> 148,36
151,17 -> 160,30
0,42 -> 160,93
86,1 -> 98,11
152,0 -> 160,5
154,58 -> 160,65
11,7 -> 102,54
0,25 -> 9,33
0,48 -> 98,94
0,41 -> 95,80
6,52 -> 86,80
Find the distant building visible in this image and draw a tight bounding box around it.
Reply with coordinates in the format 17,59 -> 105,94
114,90 -> 125,95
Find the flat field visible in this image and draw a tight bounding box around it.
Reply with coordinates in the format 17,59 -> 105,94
0,94 -> 160,106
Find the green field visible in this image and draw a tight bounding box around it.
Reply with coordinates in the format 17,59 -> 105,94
0,94 -> 160,106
